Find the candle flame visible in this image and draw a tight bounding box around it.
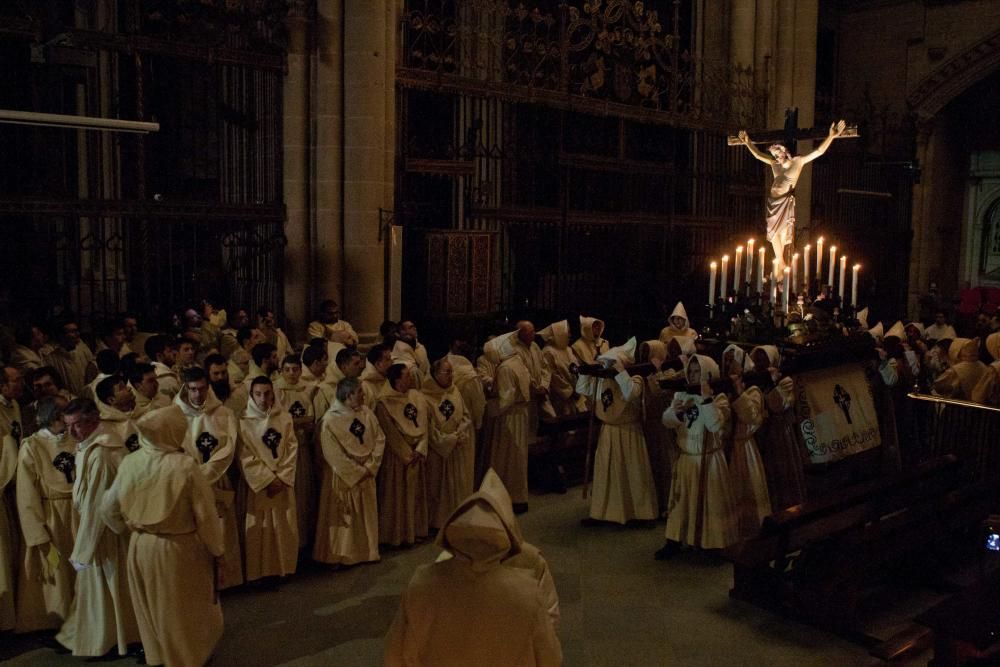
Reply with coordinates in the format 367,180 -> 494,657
784,267 -> 791,274
710,261 -> 717,268
805,244 -> 811,249
818,236 -> 824,243
722,255 -> 729,261
831,245 -> 837,252
736,246 -> 743,252
854,264 -> 861,270
792,252 -> 799,259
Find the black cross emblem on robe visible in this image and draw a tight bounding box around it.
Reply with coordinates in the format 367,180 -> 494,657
262,428 -> 282,458
403,403 -> 419,428
600,388 -> 614,410
349,418 -> 365,444
52,451 -> 75,484
438,399 -> 455,420
289,401 -> 307,418
125,433 -> 140,453
833,384 -> 853,424
684,405 -> 700,429
10,420 -> 20,443
196,432 -> 219,463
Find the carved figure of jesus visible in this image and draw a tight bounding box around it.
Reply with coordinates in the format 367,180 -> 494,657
737,120 -> 847,275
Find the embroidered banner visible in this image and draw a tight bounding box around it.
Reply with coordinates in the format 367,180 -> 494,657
794,363 -> 881,464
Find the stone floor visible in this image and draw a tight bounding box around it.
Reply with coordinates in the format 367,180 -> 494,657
5,487 -> 936,666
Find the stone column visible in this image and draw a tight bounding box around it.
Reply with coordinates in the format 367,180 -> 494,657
283,8 -> 312,340
908,121 -> 935,317
343,0 -> 396,337
314,0 -> 346,318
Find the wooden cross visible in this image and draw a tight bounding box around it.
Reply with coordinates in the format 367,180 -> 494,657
726,107 -> 858,152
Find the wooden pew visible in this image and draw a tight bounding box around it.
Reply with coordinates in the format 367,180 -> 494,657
725,454 -> 996,644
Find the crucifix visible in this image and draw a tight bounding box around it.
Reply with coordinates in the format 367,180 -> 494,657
728,108 -> 858,277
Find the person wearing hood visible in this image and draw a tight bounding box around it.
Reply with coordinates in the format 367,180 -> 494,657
570,315 -> 609,367
314,348 -> 365,421
362,344 -> 394,409
445,346 -> 487,432
384,478 -> 562,667
300,342 -> 328,387
375,364 -> 430,547
723,346 -> 772,540
0,367 -> 22,631
128,363 -> 170,419
100,405 -> 224,667
483,333 -> 535,513
205,353 -> 248,416
655,354 -> 736,558
42,318 -> 95,399
423,358 -> 476,530
635,339 -> 679,515
314,377 -> 385,566
584,339 -> 659,526
307,299 -> 359,348
14,396 -> 76,633
658,302 -> 698,346
392,320 -> 431,388
238,377 -> 299,581
275,354 -> 319,550
971,332 -> 1000,406
512,320 -> 551,412
174,367 -> 243,589
538,320 -> 586,418
95,374 -> 139,453
226,327 -> 265,386
55,398 -> 139,657
933,337 -> 987,400
748,345 -> 808,511
244,342 -> 279,389
144,335 -> 180,399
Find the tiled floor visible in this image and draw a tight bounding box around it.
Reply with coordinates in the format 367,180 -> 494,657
3,488 -> 889,666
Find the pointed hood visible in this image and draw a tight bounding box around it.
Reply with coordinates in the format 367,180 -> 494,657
446,353 -> 479,386
483,332 -> 517,366
435,467 -> 522,572
669,302 -> 690,329
885,320 -> 906,342
119,405 -> 194,526
597,336 -> 637,367
856,307 -> 870,329
868,321 -> 885,342
722,344 -> 753,374
986,332 -> 1000,362
905,321 -> 925,339
639,339 -> 667,363
948,337 -> 980,365
750,345 -> 781,368
579,315 -> 606,344
683,354 -> 721,384
538,320 -> 570,349
668,336 -> 697,359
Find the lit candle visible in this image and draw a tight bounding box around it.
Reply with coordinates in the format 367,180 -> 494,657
791,252 -> 799,296
816,237 -> 824,280
828,245 -> 837,287
709,261 -> 717,306
734,246 -> 743,293
757,247 -> 765,294
746,239 -> 755,283
851,263 -> 860,306
803,244 -> 811,293
771,259 -> 779,303
720,255 -> 729,299
839,255 -> 847,300
783,266 -> 791,309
